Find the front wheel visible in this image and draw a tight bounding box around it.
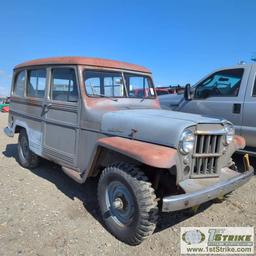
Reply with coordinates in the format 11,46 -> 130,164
97,163 -> 158,245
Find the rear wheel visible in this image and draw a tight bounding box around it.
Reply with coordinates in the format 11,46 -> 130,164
18,129 -> 39,168
97,163 -> 158,245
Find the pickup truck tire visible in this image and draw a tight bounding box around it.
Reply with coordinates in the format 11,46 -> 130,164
18,129 -> 39,169
97,163 -> 158,245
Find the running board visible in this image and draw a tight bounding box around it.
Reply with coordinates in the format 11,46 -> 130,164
62,166 -> 85,184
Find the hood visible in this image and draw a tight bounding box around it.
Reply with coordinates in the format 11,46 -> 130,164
101,109 -> 224,148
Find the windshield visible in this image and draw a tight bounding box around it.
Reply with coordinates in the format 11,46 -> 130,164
83,70 -> 155,98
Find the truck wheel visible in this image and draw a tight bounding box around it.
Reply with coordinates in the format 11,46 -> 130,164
18,129 -> 39,168
97,163 -> 158,245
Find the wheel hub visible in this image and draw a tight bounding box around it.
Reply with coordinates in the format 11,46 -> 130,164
105,181 -> 135,226
112,197 -> 124,209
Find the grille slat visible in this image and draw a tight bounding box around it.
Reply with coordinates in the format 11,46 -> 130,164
192,133 -> 222,178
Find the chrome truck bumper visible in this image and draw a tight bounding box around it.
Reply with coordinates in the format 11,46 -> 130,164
162,166 -> 254,212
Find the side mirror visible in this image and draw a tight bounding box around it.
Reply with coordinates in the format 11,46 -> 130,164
184,83 -> 192,101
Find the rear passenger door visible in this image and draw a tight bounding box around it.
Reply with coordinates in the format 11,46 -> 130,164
241,65 -> 256,148
42,67 -> 80,168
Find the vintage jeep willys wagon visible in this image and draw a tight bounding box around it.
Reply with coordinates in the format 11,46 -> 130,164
4,57 -> 253,245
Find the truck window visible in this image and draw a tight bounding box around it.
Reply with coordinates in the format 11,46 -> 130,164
27,69 -> 46,98
84,70 -> 125,97
252,76 -> 256,96
13,70 -> 25,97
124,73 -> 155,98
51,68 -> 78,102
195,69 -> 244,99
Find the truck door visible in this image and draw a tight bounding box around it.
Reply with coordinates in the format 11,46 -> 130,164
179,68 -> 250,134
241,64 -> 256,148
42,66 -> 80,168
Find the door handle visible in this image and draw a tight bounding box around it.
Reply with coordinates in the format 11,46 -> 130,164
233,103 -> 241,114
41,103 -> 52,116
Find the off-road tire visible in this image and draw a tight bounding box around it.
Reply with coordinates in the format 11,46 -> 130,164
97,162 -> 158,245
18,129 -> 39,168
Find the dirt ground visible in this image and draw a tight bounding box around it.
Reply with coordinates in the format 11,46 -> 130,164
0,113 -> 255,256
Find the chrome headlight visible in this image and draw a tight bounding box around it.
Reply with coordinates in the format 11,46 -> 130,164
179,129 -> 195,154
224,123 -> 235,144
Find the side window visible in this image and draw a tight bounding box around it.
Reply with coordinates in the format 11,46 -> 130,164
27,69 -> 46,98
252,76 -> 256,96
51,68 -> 78,102
84,71 -> 125,97
14,70 -> 25,97
125,74 -> 155,98
195,69 -> 244,99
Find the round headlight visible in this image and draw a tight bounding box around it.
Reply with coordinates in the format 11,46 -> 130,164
179,130 -> 195,154
224,123 -> 235,144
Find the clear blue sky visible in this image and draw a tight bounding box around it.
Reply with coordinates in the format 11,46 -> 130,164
0,0 -> 255,95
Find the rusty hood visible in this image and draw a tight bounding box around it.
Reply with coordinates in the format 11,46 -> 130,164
101,109 -> 224,148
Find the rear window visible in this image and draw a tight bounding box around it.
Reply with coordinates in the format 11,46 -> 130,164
13,70 -> 25,97
27,69 -> 46,98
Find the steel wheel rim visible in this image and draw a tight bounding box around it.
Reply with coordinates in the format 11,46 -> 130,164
105,181 -> 135,227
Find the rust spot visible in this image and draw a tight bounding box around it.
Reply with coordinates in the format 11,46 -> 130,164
15,56 -> 151,74
97,137 -> 177,169
234,135 -> 246,149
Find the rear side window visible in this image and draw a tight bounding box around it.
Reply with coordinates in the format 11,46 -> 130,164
27,69 -> 46,98
14,71 -> 25,97
51,68 -> 78,102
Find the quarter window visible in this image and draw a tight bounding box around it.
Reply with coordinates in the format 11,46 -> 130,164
14,70 -> 25,97
27,69 -> 46,98
195,69 -> 244,98
51,68 -> 78,102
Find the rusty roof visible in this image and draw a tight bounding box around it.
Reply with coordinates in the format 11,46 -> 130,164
15,56 -> 151,73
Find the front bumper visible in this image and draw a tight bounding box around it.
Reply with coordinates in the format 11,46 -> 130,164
162,166 -> 254,212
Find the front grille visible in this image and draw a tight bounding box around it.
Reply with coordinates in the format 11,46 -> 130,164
191,134 -> 222,177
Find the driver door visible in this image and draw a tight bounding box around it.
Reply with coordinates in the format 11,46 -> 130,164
179,68 -> 249,134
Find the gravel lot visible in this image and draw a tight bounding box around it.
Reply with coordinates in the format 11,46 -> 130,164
0,113 -> 255,256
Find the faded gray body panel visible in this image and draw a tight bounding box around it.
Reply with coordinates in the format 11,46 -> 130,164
240,64 -> 256,146
10,97 -> 44,155
101,109 -> 224,148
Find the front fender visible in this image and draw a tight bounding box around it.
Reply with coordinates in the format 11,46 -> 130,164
97,136 -> 177,169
